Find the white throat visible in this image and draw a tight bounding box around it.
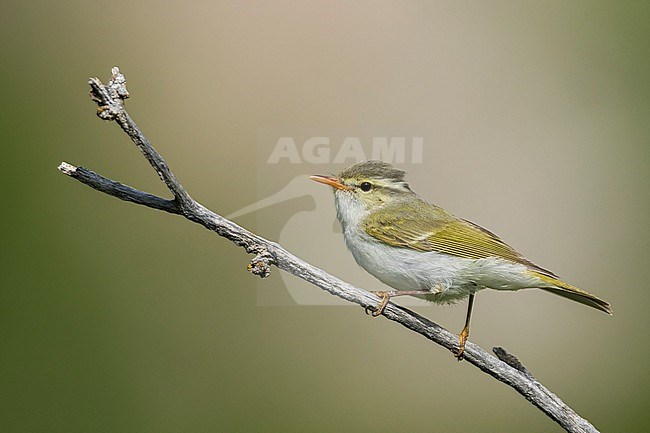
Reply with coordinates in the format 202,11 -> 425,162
333,191 -> 369,235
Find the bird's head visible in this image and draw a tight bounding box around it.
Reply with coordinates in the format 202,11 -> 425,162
309,160 -> 414,212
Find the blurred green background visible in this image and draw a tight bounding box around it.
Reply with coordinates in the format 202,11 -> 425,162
2,1 -> 649,432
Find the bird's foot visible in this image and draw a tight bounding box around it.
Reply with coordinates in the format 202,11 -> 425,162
366,292 -> 471,360
365,289 -> 436,317
455,326 -> 470,361
365,291 -> 391,317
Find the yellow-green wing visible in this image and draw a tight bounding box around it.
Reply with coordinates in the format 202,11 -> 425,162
364,198 -> 613,314
364,198 -> 555,277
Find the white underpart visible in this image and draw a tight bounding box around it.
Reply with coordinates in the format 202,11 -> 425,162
334,190 -> 547,304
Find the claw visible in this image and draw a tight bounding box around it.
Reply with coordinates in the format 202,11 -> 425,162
455,326 -> 470,361
369,291 -> 390,317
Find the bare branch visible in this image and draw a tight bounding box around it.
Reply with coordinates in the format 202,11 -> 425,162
88,67 -> 193,208
59,67 -> 601,433
58,162 -> 179,214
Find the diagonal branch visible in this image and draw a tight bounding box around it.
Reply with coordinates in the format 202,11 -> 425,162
59,67 -> 600,433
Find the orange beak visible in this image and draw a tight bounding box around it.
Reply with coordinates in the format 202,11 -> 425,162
309,175 -> 350,191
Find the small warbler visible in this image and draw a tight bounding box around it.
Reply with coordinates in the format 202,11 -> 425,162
310,160 -> 611,358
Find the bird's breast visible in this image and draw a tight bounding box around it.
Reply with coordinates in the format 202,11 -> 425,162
342,222 -> 467,292
341,222 -> 538,303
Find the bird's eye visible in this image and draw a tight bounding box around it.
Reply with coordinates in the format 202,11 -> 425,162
359,182 -> 372,192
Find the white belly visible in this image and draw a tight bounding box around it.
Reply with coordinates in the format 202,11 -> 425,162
342,224 -> 543,304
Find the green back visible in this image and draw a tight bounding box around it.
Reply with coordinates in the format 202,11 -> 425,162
363,198 -> 556,278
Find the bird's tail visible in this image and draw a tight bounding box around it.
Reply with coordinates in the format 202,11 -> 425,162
530,271 -> 613,315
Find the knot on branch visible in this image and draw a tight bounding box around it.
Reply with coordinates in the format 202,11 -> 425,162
89,66 -> 129,120
247,250 -> 275,278
493,347 -> 535,380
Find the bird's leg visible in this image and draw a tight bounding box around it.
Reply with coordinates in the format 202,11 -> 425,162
366,289 -> 436,317
455,293 -> 475,360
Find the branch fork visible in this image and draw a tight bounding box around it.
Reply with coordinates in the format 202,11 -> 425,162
59,67 -> 601,433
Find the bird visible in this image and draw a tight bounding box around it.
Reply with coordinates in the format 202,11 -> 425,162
309,160 -> 612,359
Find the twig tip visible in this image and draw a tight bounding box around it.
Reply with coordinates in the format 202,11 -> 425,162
58,162 -> 77,175
88,67 -> 130,120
